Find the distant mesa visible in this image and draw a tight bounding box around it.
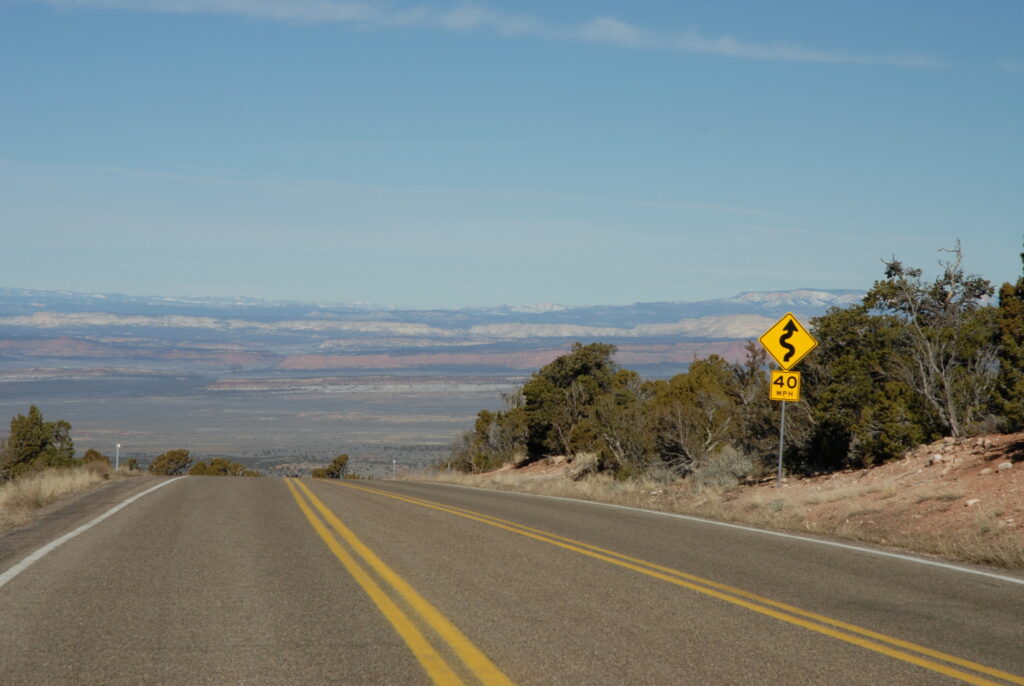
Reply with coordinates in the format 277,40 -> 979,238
0,287 -> 863,374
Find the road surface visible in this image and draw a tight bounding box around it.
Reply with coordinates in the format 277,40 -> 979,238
1,475 -> 1021,685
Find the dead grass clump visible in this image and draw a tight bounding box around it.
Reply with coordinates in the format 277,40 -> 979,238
914,491 -> 965,505
83,460 -> 114,480
0,468 -> 106,530
686,448 -> 754,494
889,530 -> 1024,569
569,453 -> 600,481
509,449 -> 531,467
419,469 -> 669,511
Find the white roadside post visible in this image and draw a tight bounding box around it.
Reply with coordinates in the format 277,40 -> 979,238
115,443 -> 121,471
392,459 -> 397,480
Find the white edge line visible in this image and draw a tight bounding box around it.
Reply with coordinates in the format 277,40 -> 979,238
421,481 -> 1024,586
0,476 -> 187,589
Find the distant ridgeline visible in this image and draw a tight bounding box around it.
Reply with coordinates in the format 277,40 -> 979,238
0,287 -> 863,376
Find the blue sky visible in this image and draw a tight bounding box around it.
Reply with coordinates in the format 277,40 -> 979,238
1,1 -> 1021,307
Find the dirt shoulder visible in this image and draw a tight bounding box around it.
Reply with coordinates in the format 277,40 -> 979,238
418,432 -> 1024,569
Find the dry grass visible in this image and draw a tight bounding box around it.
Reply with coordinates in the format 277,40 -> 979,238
913,489 -> 966,505
0,464 -> 138,531
421,470 -> 670,510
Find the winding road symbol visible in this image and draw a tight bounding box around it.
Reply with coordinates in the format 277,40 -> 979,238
779,319 -> 798,364
758,313 -> 818,370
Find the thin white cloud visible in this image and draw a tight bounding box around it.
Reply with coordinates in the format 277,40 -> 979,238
630,199 -> 782,219
999,59 -> 1024,73
570,17 -> 944,67
281,139 -> 522,150
42,0 -> 430,26
34,0 -> 943,67
0,157 -> 247,186
437,5 -> 544,36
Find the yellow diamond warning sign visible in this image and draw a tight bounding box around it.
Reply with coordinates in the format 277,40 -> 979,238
759,312 -> 818,371
770,370 -> 801,402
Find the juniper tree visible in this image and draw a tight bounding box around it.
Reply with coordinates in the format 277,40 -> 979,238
864,241 -> 998,437
995,243 -> 1024,429
803,305 -> 927,470
648,355 -> 739,475
520,342 -> 619,457
148,449 -> 192,475
0,406 -> 75,480
325,453 -> 349,479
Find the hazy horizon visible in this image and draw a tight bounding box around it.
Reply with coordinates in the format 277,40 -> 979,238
0,283 -> 869,311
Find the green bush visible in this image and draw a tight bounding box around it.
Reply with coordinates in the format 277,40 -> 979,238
81,449 -> 111,466
148,449 -> 192,476
325,454 -> 349,479
187,458 -> 260,477
0,406 -> 75,481
188,461 -> 210,476
82,460 -> 113,480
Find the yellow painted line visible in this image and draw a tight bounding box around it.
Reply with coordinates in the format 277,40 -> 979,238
296,480 -> 516,686
339,481 -> 1024,686
283,479 -> 465,686
344,483 -> 1024,686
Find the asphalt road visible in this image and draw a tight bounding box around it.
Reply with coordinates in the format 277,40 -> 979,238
0,476 -> 1021,685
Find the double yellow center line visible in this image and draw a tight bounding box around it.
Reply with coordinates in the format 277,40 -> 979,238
331,481 -> 1024,686
284,478 -> 515,686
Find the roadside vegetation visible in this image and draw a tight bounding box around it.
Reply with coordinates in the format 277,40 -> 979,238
311,453 -> 360,479
434,242 -> 1024,567
425,437 -> 1024,569
0,467 -> 113,530
188,457 -> 262,477
145,449 -> 262,476
443,242 -> 1023,478
0,410 -> 264,530
0,406 -> 142,530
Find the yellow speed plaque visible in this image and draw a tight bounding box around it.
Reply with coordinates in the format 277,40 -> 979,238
769,370 -> 801,402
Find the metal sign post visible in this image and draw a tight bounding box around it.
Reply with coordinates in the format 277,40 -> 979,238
777,399 -> 786,487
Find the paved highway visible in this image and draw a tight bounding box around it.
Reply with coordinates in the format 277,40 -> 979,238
1,476 -> 1021,685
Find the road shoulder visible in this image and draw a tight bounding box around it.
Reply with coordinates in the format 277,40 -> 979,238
0,474 -> 170,570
